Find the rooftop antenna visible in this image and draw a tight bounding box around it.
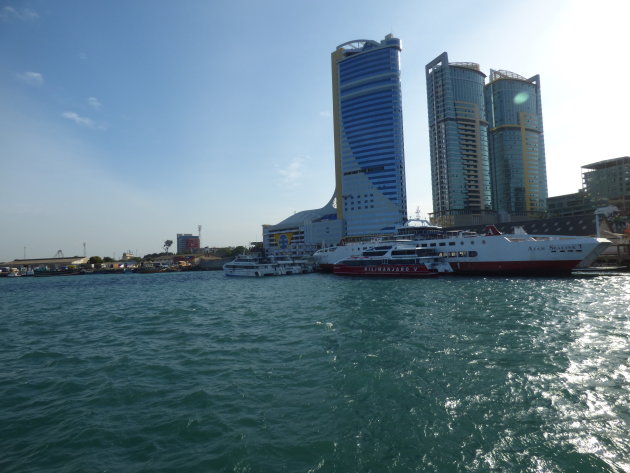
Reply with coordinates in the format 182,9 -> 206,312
83,242 -> 86,257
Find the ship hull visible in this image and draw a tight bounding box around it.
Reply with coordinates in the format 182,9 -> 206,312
333,263 -> 438,277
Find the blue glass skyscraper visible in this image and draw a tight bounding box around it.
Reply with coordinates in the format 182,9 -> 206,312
425,52 -> 492,227
485,70 -> 548,217
331,35 -> 407,236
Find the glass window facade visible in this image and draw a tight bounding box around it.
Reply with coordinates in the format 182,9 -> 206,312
425,53 -> 492,227
425,55 -> 549,223
332,36 -> 407,236
485,70 -> 548,216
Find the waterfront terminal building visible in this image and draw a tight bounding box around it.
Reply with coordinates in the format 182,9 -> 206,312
262,197 -> 343,258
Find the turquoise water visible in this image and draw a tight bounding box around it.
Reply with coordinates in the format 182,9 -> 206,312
1,272 -> 628,472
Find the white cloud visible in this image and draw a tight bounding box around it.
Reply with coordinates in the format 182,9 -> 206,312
278,156 -> 306,187
0,6 -> 39,21
87,96 -> 102,110
61,111 -> 108,130
15,71 -> 44,87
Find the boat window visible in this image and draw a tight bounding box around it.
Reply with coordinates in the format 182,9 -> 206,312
469,251 -> 477,257
392,249 -> 416,256
439,242 -> 445,246
421,244 -> 428,247
363,250 -> 388,257
448,242 -> 455,246
430,243 -> 436,247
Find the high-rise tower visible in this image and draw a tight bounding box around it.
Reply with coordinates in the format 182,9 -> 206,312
425,52 -> 492,227
331,35 -> 407,236
485,70 -> 548,217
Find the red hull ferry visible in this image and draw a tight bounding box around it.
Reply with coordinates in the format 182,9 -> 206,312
333,262 -> 438,277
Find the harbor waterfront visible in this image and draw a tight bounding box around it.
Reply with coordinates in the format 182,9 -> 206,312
1,272 -> 628,472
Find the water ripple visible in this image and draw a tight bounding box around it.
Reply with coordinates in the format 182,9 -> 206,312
0,272 -> 628,472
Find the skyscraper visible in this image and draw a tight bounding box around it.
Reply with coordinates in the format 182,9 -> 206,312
331,35 -> 407,236
425,52 -> 492,227
485,70 -> 548,217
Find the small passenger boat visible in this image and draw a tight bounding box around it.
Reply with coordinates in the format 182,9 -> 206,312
223,255 -> 314,277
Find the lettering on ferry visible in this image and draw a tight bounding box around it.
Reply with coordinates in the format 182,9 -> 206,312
548,244 -> 582,252
365,265 -> 422,272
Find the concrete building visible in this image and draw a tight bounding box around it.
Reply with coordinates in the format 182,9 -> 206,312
425,52 -> 494,227
582,156 -> 630,213
176,234 -> 200,254
547,190 -> 599,217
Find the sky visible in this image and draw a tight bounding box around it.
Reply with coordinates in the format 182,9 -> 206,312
1,0 -> 629,261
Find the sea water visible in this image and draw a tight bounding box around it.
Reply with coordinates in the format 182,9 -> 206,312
1,272 -> 628,473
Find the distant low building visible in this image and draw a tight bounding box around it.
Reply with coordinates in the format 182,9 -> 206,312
176,234 -> 200,254
447,213 -> 606,237
3,256 -> 88,271
547,190 -> 601,217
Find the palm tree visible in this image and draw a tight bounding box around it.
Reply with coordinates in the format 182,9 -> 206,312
163,240 -> 173,254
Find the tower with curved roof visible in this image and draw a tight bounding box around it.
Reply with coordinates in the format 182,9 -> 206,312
331,34 -> 408,236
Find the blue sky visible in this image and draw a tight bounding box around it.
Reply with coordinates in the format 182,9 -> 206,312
1,0 -> 628,261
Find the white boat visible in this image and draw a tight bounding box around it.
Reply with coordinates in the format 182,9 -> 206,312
314,221 -> 610,276
223,255 -> 314,277
333,242 -> 453,277
223,255 -> 278,277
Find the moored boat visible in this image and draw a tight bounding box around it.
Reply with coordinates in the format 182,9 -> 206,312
314,221 -> 610,276
333,243 -> 453,277
223,255 -> 315,277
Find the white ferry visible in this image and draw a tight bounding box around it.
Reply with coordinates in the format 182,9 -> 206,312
223,255 -> 314,277
333,243 -> 453,277
314,221 -> 610,276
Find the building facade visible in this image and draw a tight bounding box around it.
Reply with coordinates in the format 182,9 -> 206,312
582,156 -> 630,213
262,196 -> 344,258
425,52 -> 493,227
485,69 -> 548,218
547,190 -> 598,217
176,234 -> 200,254
332,35 -> 407,236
